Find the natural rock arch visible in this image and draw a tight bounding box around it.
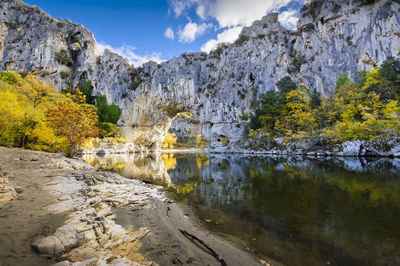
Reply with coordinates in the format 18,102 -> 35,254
119,98 -> 204,150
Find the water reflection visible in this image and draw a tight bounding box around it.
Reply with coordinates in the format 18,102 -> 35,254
84,153 -> 174,186
84,153 -> 400,266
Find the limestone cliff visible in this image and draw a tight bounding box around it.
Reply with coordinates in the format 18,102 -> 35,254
0,0 -> 399,149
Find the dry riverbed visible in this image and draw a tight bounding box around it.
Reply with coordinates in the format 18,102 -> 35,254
0,147 -> 274,266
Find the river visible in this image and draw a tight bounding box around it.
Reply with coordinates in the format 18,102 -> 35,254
84,152 -> 400,266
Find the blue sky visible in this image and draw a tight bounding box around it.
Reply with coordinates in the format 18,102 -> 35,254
24,0 -> 303,66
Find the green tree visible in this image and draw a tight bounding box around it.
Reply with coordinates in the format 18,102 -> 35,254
276,76 -> 297,101
378,56 -> 400,100
356,70 -> 368,88
379,56 -> 400,83
250,91 -> 282,131
310,89 -> 321,109
81,81 -> 94,104
96,95 -> 122,124
335,73 -> 352,93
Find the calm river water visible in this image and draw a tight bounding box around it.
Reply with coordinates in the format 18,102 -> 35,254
84,152 -> 400,266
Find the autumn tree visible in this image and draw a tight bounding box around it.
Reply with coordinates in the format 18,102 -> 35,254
46,94 -> 98,157
23,75 -> 57,107
275,88 -> 316,135
162,132 -> 177,149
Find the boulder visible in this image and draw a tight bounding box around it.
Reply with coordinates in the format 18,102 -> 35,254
32,236 -> 65,256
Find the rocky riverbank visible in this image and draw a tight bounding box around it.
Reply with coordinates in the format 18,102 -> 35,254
210,136 -> 400,158
0,147 -> 268,266
82,136 -> 400,159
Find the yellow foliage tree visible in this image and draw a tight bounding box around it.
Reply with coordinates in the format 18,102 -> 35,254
362,68 -> 382,91
275,88 -> 316,136
0,89 -> 25,144
0,71 -> 103,155
162,132 -> 177,149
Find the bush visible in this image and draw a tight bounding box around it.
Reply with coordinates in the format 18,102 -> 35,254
289,49 -> 306,73
60,70 -> 72,80
129,71 -> 142,91
0,71 -> 22,84
238,111 -> 249,121
235,35 -> 250,46
162,132 -> 177,149
98,122 -> 121,138
54,49 -> 72,66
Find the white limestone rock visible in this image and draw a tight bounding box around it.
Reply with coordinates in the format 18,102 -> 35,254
32,236 -> 65,256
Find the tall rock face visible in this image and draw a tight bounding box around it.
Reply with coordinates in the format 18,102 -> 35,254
0,1 -> 98,89
0,0 -> 399,150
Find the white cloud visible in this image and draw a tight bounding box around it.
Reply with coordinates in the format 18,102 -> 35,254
278,9 -> 299,30
164,27 -> 175,40
178,22 -> 213,43
214,0 -> 292,28
168,0 -> 212,17
201,26 -> 243,53
196,5 -> 207,20
169,0 -> 293,27
168,0 -> 302,54
96,42 -> 163,67
169,0 -> 192,17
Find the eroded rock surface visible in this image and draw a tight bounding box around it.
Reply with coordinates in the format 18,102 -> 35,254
31,159 -> 165,265
0,168 -> 17,203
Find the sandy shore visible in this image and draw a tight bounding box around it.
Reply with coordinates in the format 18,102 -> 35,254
0,147 -> 276,266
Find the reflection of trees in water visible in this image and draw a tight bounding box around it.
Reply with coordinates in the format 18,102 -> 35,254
84,153 -> 400,265
176,155 -> 400,265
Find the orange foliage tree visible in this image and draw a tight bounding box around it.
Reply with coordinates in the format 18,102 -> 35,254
46,92 -> 98,157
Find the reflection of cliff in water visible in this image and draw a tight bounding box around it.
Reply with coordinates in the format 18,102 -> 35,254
169,155 -> 400,266
84,153 -> 400,265
84,153 -> 174,186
